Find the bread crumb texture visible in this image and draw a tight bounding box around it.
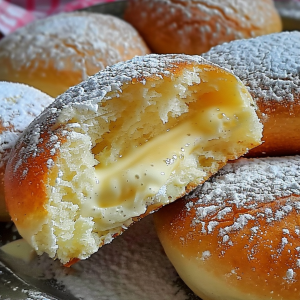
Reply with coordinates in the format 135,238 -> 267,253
5,54 -> 262,264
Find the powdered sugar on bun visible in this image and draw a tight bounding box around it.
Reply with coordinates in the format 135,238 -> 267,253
203,31 -> 300,103
154,155 -> 300,300
0,12 -> 150,97
203,31 -> 300,157
0,82 -> 53,221
124,0 -> 282,54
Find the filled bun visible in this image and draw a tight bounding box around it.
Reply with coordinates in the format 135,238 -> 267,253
203,31 -> 300,157
0,12 -> 151,97
4,54 -> 262,265
154,156 -> 300,300
124,0 -> 282,55
0,82 -> 53,221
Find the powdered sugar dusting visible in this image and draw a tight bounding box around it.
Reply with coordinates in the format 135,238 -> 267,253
187,156 -> 300,214
192,156 -> 300,207
202,31 -> 300,103
0,82 -> 53,169
0,11 -> 150,78
185,156 -> 300,245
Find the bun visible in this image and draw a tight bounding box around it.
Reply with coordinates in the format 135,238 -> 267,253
154,156 -> 300,300
203,31 -> 300,157
0,12 -> 151,98
4,54 -> 262,265
0,82 -> 53,221
124,0 -> 282,55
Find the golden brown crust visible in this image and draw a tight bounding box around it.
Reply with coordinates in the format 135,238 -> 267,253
124,0 -> 282,55
5,130 -> 62,229
156,201 -> 300,299
248,98 -> 300,157
154,156 -> 300,300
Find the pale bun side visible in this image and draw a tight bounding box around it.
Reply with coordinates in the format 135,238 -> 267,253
0,12 -> 151,97
154,156 -> 300,300
5,54 -> 262,265
0,81 -> 54,221
124,0 -> 282,55
203,31 -> 300,157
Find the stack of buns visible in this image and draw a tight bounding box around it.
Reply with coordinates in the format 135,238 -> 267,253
3,1 -> 300,300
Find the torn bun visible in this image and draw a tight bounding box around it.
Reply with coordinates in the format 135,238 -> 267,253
4,54 -> 262,265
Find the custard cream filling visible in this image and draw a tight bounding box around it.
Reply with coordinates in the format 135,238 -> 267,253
27,66 -> 263,264
82,88 -> 252,230
92,109 -> 233,208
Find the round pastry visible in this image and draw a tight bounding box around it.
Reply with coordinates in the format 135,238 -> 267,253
202,31 -> 300,157
0,12 -> 151,98
154,155 -> 300,300
124,0 -> 282,55
4,54 -> 262,265
0,82 -> 54,222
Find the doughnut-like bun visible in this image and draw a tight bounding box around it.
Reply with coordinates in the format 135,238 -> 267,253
0,82 -> 53,222
202,31 -> 300,157
4,54 -> 262,265
0,12 -> 150,98
154,156 -> 300,300
124,0 -> 282,55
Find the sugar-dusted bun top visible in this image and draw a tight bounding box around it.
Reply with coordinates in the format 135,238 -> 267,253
0,81 -> 53,221
203,31 -> 300,105
0,82 -> 53,169
124,0 -> 282,54
157,155 -> 300,249
154,155 -> 300,300
187,156 -> 300,213
0,12 -> 151,97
